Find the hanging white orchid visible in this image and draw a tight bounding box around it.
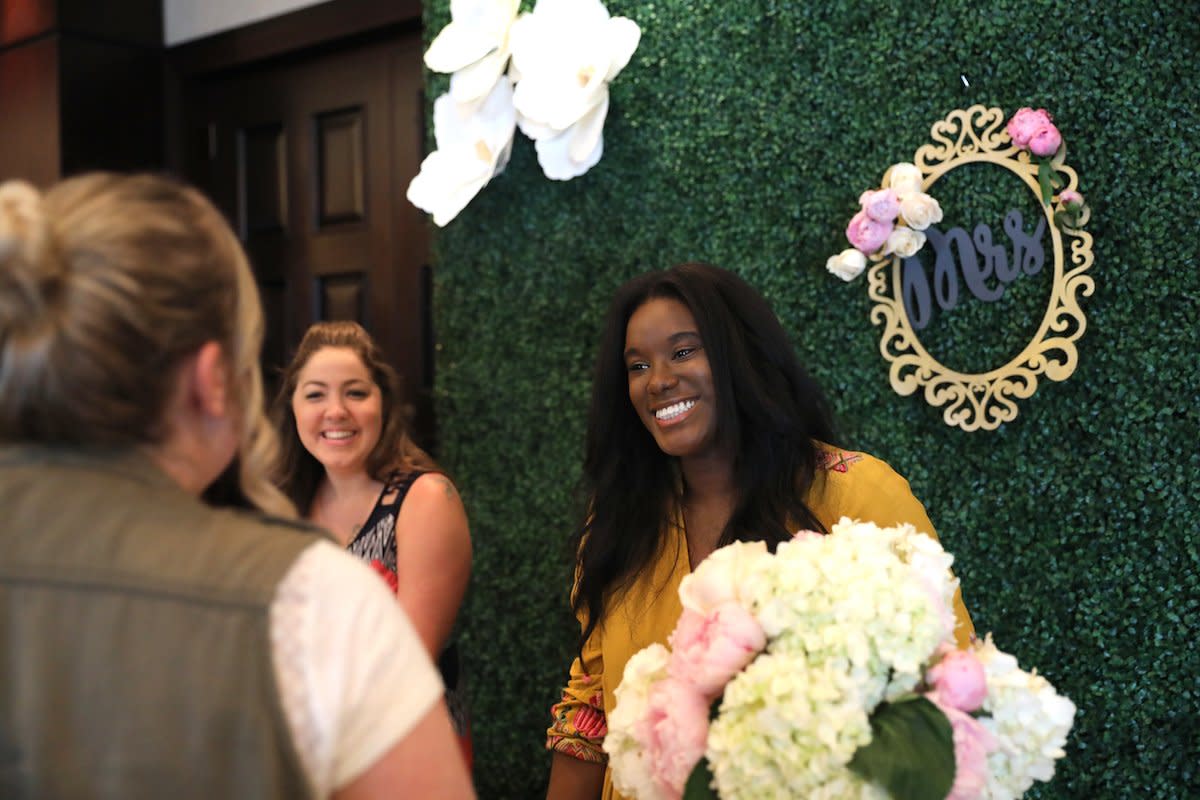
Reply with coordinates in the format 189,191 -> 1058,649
423,0 -> 521,105
508,0 -> 640,180
406,76 -> 517,226
407,0 -> 641,223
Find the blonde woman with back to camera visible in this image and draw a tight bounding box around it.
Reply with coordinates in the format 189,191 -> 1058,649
0,173 -> 475,799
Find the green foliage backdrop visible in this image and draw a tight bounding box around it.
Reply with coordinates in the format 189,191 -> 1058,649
420,0 -> 1199,796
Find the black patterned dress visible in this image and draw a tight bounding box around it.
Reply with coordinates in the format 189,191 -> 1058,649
346,470 -> 472,765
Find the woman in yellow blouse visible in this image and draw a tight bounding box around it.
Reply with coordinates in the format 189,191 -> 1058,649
545,263 -> 972,800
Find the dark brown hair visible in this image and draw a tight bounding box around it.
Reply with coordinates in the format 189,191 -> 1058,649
271,320 -> 436,513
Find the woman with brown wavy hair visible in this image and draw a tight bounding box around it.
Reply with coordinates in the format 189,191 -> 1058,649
272,320 -> 473,764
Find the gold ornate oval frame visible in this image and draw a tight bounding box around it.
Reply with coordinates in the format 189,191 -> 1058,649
866,104 -> 1095,432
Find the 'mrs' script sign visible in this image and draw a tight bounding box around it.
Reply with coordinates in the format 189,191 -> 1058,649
901,210 -> 1046,331
865,105 -> 1094,432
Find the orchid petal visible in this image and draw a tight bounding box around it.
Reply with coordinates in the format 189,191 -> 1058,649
567,90 -> 609,164
535,120 -> 604,180
513,73 -> 606,132
515,111 -> 560,142
406,148 -> 493,227
603,17 -> 642,81
433,78 -> 515,157
423,22 -> 498,73
449,48 -> 510,104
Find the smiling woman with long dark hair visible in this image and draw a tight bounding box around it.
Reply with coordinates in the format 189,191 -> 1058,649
544,262 -> 974,800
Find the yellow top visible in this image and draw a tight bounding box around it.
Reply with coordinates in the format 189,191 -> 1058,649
546,446 -> 975,800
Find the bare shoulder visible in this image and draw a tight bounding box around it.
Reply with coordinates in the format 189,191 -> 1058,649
395,472 -> 470,540
406,472 -> 464,509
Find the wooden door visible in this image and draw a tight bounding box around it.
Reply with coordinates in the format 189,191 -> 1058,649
180,31 -> 434,448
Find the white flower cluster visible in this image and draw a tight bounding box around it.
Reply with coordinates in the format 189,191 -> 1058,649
606,519 -> 1076,800
407,0 -> 640,225
974,635 -> 1078,800
706,520 -> 954,798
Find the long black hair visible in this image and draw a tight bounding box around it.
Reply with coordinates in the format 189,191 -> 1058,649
570,263 -> 839,652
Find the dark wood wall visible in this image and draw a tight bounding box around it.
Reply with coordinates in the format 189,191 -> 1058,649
0,0 -> 164,185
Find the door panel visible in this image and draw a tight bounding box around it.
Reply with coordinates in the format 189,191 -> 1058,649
181,31 -> 434,448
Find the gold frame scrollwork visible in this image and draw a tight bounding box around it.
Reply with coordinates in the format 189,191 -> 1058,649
866,104 -> 1095,432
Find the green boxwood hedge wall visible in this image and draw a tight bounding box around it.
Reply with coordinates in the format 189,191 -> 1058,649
421,0 -> 1199,796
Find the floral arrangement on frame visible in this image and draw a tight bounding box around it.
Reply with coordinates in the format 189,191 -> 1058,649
826,107 -> 1088,283
822,105 -> 1094,432
406,0 -> 641,226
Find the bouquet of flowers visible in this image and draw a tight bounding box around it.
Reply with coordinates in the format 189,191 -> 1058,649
604,519 -> 1076,800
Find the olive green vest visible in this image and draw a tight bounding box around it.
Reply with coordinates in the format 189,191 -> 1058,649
0,446 -> 322,799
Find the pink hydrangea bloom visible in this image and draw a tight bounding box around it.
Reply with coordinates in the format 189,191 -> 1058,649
636,677 -> 710,797
858,188 -> 901,223
927,649 -> 988,712
668,603 -> 765,699
845,209 -> 893,254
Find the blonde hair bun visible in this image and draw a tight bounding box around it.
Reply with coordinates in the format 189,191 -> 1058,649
0,181 -> 48,263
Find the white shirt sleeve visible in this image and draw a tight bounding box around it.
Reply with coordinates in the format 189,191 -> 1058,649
269,540 -> 444,797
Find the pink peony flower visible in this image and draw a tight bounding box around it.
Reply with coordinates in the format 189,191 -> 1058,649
927,649 -> 988,712
636,677 -> 710,798
668,603 -> 765,699
1006,107 -> 1053,148
1028,123 -> 1062,157
858,188 -> 901,223
929,698 -> 997,800
845,209 -> 893,254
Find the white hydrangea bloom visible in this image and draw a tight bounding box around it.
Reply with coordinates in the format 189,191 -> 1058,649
974,635 -> 1077,799
699,523 -> 949,797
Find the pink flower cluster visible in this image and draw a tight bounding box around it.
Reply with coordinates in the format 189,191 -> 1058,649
925,648 -> 996,800
841,164 -> 941,259
846,189 -> 899,254
634,603 -> 766,797
1007,107 -> 1062,158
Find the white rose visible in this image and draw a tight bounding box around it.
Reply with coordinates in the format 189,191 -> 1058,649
898,192 -> 944,231
887,162 -> 924,195
882,225 -> 927,258
825,248 -> 867,281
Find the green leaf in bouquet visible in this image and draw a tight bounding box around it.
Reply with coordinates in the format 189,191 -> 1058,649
846,696 -> 955,800
682,757 -> 718,800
